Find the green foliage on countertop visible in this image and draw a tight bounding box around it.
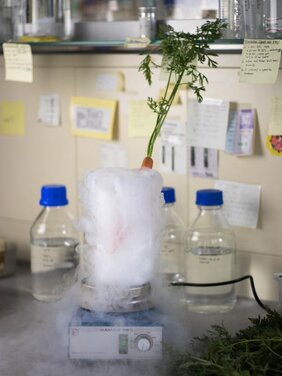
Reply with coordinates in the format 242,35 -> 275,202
165,310 -> 282,376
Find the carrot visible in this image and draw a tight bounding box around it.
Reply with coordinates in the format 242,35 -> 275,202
141,156 -> 153,169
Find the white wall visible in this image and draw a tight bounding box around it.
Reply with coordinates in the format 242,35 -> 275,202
0,53 -> 281,302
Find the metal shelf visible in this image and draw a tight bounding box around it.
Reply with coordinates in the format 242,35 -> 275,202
0,39 -> 244,54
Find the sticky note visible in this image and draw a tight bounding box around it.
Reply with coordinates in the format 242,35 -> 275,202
0,101 -> 25,136
70,97 -> 117,140
124,37 -> 151,48
239,39 -> 282,84
38,94 -> 60,126
3,43 -> 33,83
128,99 -> 157,137
268,96 -> 282,135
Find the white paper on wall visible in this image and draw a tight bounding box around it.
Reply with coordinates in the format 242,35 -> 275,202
38,94 -> 60,126
268,96 -> 282,136
161,119 -> 187,145
99,143 -> 128,168
188,146 -> 218,178
160,143 -> 187,175
186,98 -> 230,150
95,72 -> 124,92
214,180 -> 261,229
225,108 -> 255,155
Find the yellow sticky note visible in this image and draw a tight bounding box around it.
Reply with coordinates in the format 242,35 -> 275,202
239,39 -> 282,84
268,96 -> 282,135
0,101 -> 25,135
124,37 -> 151,48
70,97 -> 117,140
128,99 -> 157,138
3,43 -> 33,83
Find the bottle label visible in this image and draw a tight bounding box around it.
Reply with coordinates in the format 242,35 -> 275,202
31,245 -> 74,273
186,250 -> 234,295
160,241 -> 181,274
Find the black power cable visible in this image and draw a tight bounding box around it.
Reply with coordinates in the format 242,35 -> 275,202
171,274 -> 270,312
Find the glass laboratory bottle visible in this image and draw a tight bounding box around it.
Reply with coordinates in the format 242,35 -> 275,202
262,0 -> 282,38
160,187 -> 185,287
185,189 -> 236,313
22,0 -> 72,41
30,185 -> 79,301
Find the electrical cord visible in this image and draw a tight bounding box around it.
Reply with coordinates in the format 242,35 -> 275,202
171,274 -> 270,312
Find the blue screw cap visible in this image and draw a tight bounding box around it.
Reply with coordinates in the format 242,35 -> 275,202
196,189 -> 223,206
39,185 -> 68,207
162,187 -> 176,204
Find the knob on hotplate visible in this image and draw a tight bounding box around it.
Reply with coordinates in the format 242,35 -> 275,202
135,334 -> 153,352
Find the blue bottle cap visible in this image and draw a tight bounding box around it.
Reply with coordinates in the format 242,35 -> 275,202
161,187 -> 176,204
39,185 -> 69,206
196,189 -> 223,206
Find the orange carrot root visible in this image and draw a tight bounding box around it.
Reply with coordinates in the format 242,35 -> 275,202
141,156 -> 153,169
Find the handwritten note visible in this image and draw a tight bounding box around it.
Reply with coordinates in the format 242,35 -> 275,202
99,143 -> 128,168
188,146 -> 218,178
239,39 -> 282,84
95,72 -> 124,92
38,94 -> 60,126
3,43 -> 33,83
128,99 -> 157,137
0,101 -> 25,135
161,119 -> 186,145
268,96 -> 282,135
70,97 -> 117,140
186,98 -> 230,150
214,180 -> 261,229
124,37 -> 150,48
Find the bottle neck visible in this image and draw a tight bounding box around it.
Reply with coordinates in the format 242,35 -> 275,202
42,205 -> 67,211
164,202 -> 175,208
197,205 -> 222,211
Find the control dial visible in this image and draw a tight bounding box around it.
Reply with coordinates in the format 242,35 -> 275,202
135,334 -> 153,352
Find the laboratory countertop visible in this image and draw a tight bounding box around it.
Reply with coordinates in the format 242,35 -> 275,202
0,263 -> 272,376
